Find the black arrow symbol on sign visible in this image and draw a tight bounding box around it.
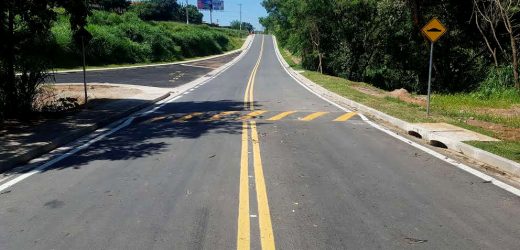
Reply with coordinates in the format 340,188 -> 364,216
427,28 -> 442,32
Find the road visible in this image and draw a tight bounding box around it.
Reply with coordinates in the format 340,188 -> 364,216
1,35 -> 520,249
50,52 -> 241,88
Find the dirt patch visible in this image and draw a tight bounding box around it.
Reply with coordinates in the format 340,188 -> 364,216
45,84 -> 142,104
351,86 -> 426,106
476,105 -> 520,118
32,84 -> 143,114
466,119 -> 520,141
351,85 -> 386,97
388,88 -> 426,106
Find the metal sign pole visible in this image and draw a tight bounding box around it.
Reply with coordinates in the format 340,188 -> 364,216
426,41 -> 434,116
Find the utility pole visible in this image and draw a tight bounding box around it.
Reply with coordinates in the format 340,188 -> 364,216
185,0 -> 189,24
239,3 -> 242,34
209,0 -> 213,25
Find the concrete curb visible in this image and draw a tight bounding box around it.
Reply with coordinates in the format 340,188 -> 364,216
273,37 -> 520,177
0,92 -> 170,173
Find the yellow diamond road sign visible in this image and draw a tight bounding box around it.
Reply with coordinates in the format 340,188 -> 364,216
421,18 -> 447,43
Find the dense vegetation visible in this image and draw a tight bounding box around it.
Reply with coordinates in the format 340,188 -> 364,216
229,20 -> 255,33
260,0 -> 520,96
0,0 -> 246,120
132,0 -> 203,24
1,0 -> 89,119
51,9 -> 244,68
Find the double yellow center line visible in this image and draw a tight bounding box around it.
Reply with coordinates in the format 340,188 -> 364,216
244,36 -> 265,111
237,36 -> 276,250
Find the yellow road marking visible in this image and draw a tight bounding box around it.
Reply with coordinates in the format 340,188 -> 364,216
267,111 -> 297,121
301,112 -> 329,121
146,116 -> 166,123
239,110 -> 267,121
206,111 -> 238,121
250,121 -> 275,250
333,112 -> 358,122
237,122 -> 250,250
237,36 -> 274,250
173,112 -> 203,122
244,36 -> 265,110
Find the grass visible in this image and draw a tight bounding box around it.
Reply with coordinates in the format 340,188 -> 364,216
467,141 -> 520,163
276,44 -> 520,163
50,9 -> 248,69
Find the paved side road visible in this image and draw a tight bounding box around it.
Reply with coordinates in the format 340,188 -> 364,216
1,35 -> 519,249
49,52 -> 240,88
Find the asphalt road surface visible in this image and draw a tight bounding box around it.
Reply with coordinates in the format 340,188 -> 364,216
50,52 -> 240,88
1,35 -> 520,249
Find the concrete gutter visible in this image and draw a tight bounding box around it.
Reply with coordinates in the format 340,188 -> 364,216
273,37 -> 520,177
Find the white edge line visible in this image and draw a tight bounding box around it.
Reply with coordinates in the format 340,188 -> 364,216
0,35 -> 256,192
271,38 -> 351,113
271,36 -> 520,197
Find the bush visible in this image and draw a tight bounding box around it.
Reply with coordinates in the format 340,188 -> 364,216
473,66 -> 520,100
49,10 -> 242,68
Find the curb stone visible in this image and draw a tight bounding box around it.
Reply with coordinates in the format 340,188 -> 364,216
0,92 -> 170,173
273,36 -> 520,177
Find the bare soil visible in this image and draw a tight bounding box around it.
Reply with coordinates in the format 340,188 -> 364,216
41,84 -> 142,105
466,119 -> 520,141
351,86 -> 426,106
477,105 -> 520,118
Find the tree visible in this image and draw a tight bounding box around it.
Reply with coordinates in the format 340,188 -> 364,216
261,0 -> 491,93
179,4 -> 203,24
473,0 -> 520,90
134,0 -> 181,21
230,20 -> 254,32
93,0 -> 130,13
0,0 -> 90,119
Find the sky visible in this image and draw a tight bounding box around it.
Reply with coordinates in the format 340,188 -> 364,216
189,0 -> 267,30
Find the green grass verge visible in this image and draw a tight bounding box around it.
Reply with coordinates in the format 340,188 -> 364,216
51,9 -> 248,69
276,44 -> 520,163
467,141 -> 520,163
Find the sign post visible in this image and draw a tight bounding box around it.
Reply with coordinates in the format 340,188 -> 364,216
421,18 -> 447,116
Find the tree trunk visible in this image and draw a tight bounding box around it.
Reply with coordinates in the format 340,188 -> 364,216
6,6 -> 16,112
511,35 -> 519,89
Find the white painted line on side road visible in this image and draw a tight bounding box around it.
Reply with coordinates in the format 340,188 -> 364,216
180,64 -> 216,70
272,36 -> 520,197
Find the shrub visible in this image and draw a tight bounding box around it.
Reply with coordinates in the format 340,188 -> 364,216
473,66 -> 520,100
49,10 -> 241,68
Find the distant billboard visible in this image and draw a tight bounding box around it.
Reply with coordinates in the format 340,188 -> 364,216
197,0 -> 224,10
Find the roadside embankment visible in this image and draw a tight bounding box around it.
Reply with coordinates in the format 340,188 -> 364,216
51,9 -> 247,69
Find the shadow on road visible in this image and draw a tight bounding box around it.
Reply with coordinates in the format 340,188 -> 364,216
21,100 -> 263,172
